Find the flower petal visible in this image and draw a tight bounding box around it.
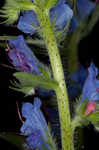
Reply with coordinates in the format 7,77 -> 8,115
76,0 -> 96,20
81,62 -> 99,103
8,35 -> 42,74
21,98 -> 49,139
50,0 -> 73,30
17,11 -> 39,35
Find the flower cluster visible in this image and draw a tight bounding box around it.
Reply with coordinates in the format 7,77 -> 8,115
17,0 -> 96,35
17,0 -> 73,35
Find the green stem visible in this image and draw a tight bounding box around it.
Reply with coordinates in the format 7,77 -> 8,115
35,8 -> 74,150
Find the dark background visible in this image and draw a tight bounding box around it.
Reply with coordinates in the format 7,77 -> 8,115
0,1 -> 99,150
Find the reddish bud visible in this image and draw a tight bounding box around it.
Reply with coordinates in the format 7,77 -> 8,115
84,101 -> 96,115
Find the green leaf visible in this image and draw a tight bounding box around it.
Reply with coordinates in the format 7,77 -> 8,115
39,65 -> 51,79
13,72 -> 58,90
0,132 -> 25,150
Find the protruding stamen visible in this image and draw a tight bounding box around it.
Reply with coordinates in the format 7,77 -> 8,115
16,102 -> 24,123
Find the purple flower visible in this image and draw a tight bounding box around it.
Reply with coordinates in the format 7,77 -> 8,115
76,0 -> 96,20
8,35 -> 42,74
81,62 -> 99,103
21,97 -> 52,150
17,0 -> 73,34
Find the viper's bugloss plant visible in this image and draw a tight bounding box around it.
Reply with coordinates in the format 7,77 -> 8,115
0,0 -> 99,150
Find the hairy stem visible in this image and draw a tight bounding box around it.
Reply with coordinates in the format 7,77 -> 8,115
35,7 -> 74,150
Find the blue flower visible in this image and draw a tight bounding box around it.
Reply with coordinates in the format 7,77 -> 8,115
17,11 -> 39,35
50,0 -> 73,31
72,65 -> 87,90
66,65 -> 87,98
76,0 -> 96,20
17,0 -> 73,34
81,62 -> 99,103
8,35 -> 42,74
25,131 -> 42,149
20,97 -> 52,150
26,133 -> 51,150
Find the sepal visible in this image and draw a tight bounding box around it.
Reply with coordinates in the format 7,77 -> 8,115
44,0 -> 58,10
76,97 -> 87,118
86,111 -> 99,125
44,124 -> 58,150
72,98 -> 89,129
72,98 -> 99,129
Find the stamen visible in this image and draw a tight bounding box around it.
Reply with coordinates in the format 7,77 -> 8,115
5,40 -> 10,52
16,102 -> 24,123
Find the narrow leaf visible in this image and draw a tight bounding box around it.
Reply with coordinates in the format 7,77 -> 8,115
13,72 -> 58,90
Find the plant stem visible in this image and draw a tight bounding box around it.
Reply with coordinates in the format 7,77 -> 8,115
35,8 -> 74,150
